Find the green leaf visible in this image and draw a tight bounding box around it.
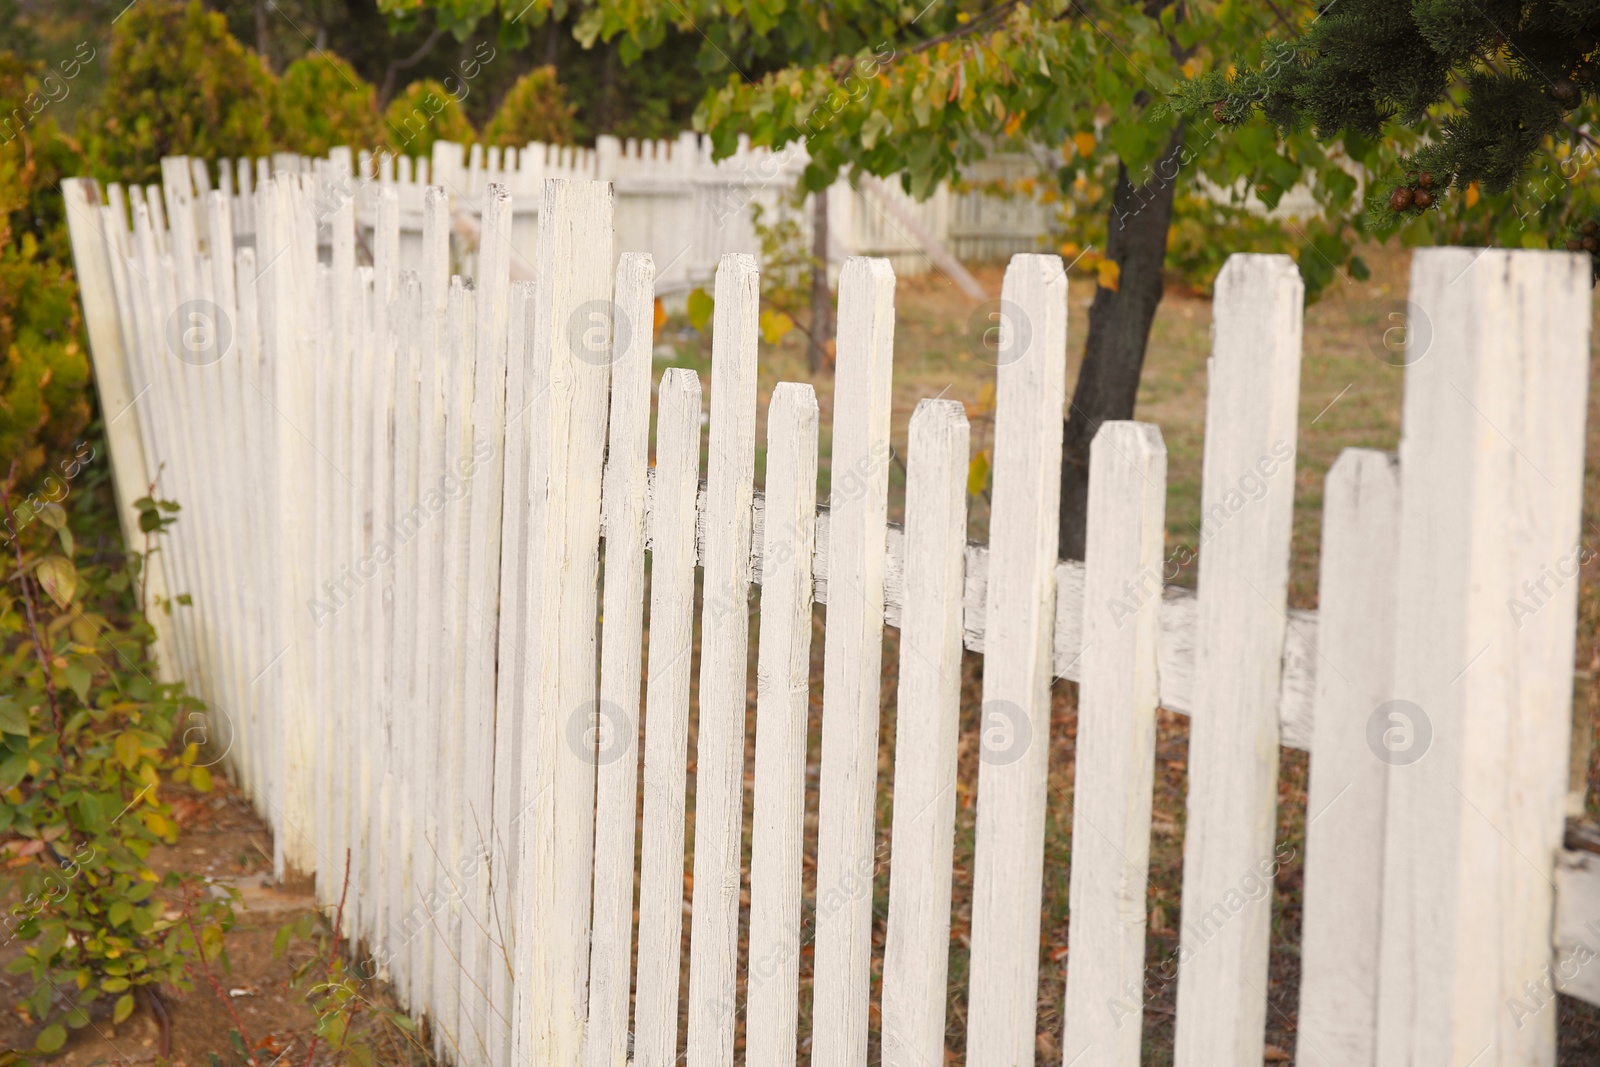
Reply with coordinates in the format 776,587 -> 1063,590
65,661 -> 92,703
109,900 -> 134,927
35,1024 -> 66,1053
686,287 -> 714,332
114,992 -> 135,1023
35,502 -> 67,531
0,697 -> 28,736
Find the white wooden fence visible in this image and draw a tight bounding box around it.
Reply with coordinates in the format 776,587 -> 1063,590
61,159 -> 1600,1065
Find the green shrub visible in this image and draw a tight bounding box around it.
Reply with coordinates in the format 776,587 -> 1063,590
0,54 -> 89,487
482,66 -> 575,148
1,475 -> 232,1054
87,0 -> 275,185
381,78 -> 475,160
274,52 -> 382,158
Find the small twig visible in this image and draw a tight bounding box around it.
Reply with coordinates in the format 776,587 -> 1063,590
304,848 -> 354,1067
1,461 -> 60,732
141,985 -> 172,1056
181,882 -> 262,1067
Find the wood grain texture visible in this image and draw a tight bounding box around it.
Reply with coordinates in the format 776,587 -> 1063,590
633,368 -> 704,1067
686,253 -> 761,1067
457,183 -> 512,1058
1174,254 -> 1303,1067
1375,249 -> 1590,1067
881,398 -> 969,1067
513,178 -> 615,1067
585,252 -> 657,1067
746,382 -> 820,1067
1062,420 -> 1166,1067
813,257 -> 896,1067
487,278 -> 536,1067
1296,448 -> 1399,1067
967,254 -> 1068,1067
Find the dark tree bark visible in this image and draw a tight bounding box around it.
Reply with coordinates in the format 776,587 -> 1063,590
809,191 -> 833,373
1058,124 -> 1186,560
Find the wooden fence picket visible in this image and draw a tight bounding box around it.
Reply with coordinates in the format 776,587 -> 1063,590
1062,420 -> 1167,1067
967,253 -> 1068,1067
585,252 -> 658,1067
812,256 -> 897,1067
1174,254 -> 1303,1067
686,252 -> 761,1067
880,398 -> 969,1067
746,381 -> 821,1067
1376,249 -> 1590,1066
633,367 -> 704,1067
513,178 -> 616,1067
1297,448 -> 1400,1066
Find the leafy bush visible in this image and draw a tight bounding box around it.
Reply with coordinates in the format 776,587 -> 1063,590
87,0 -> 275,185
381,78 -> 474,160
482,66 -> 575,148
274,52 -> 382,159
0,54 -> 90,487
1,467 -> 231,1053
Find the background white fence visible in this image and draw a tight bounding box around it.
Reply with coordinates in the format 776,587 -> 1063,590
61,157 -> 1600,1065
137,135 -> 1052,300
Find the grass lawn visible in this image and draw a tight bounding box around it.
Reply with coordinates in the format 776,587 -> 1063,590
640,242 -> 1600,1064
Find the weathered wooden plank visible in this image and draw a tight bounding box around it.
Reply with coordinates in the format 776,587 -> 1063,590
633,368 -> 704,1067
967,253 -> 1068,1067
880,398 -> 969,1067
457,182 -> 512,1058
487,276 -> 537,1067
513,178 -> 615,1067
746,382 -> 821,1067
1296,448 -> 1399,1067
1375,248 -> 1590,1066
686,252 -> 761,1067
1062,420 -> 1166,1067
584,252 -> 657,1067
813,255 -> 897,1067
1174,254 -> 1303,1067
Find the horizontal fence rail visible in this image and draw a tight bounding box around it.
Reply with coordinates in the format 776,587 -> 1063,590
61,157 -> 1600,1065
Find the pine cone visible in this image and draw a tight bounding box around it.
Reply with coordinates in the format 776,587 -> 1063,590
1389,187 -> 1414,212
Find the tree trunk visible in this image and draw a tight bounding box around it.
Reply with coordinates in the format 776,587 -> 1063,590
1058,124 -> 1186,560
809,191 -> 833,373
255,0 -> 271,71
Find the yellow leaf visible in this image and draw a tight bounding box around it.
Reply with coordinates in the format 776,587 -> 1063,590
1073,131 -> 1095,158
1058,241 -> 1081,259
1003,110 -> 1024,137
1465,182 -> 1480,208
967,450 -> 991,496
1096,259 -> 1121,292
191,765 -> 214,793
759,309 -> 796,346
653,297 -> 667,336
1182,58 -> 1201,79
114,993 -> 135,1023
34,555 -> 77,608
115,731 -> 142,770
